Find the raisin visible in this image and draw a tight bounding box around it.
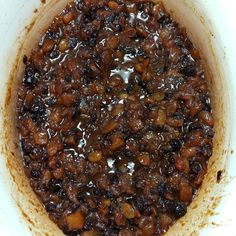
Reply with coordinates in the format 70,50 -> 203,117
124,149 -> 133,158
31,99 -> 46,115
49,50 -> 60,59
174,203 -> 187,218
16,1 -> 214,235
190,161 -> 202,174
105,87 -> 112,93
180,56 -> 197,77
45,202 -> 56,212
30,98 -> 46,122
69,38 -> 78,48
58,190 -> 67,200
157,182 -> 166,196
166,164 -> 175,176
126,84 -> 133,94
199,145 -> 212,157
46,30 -> 57,40
31,169 -> 41,178
104,228 -> 120,236
169,139 -> 182,152
23,67 -> 40,87
21,139 -> 33,155
133,195 -> 149,212
41,85 -> 49,96
48,179 -> 62,193
110,174 -> 119,185
92,187 -> 103,196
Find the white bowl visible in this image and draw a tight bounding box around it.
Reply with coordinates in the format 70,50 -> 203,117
0,0 -> 236,235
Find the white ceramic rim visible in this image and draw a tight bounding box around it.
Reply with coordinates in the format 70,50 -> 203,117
0,0 -> 236,235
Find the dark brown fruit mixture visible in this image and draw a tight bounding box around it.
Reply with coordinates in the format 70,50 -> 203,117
16,0 -> 214,235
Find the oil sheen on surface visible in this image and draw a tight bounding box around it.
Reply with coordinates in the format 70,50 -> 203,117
16,0 -> 214,235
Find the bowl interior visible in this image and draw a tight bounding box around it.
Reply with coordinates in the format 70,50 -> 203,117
0,0 -> 232,235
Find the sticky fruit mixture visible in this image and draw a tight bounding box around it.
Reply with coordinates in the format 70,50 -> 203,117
16,0 -> 214,235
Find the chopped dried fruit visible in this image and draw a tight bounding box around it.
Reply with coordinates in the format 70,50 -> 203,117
138,153 -> 150,166
179,184 -> 193,202
121,203 -> 135,219
82,230 -> 99,236
33,131 -> 48,145
110,135 -> 125,151
102,120 -> 119,134
88,151 -> 103,163
42,38 -> 55,52
59,39 -> 70,52
66,211 -> 85,231
16,0 -> 214,235
63,11 -> 74,24
108,1 -> 119,10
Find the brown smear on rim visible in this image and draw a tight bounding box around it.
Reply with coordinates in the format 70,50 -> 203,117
15,0 -> 216,232
17,202 -> 36,227
1,0 -> 230,235
1,1 -> 65,235
162,0 -> 229,235
217,170 -> 223,183
3,56 -> 63,236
